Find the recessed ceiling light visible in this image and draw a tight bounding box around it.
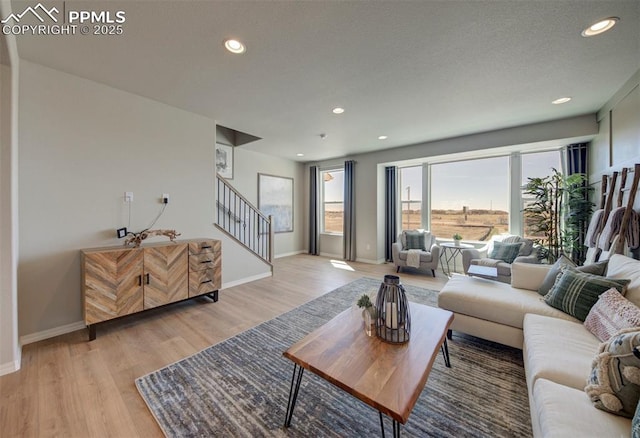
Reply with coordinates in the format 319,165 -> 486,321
224,39 -> 246,54
332,107 -> 345,114
296,153 -> 304,157
582,17 -> 619,37
552,97 -> 572,105
378,135 -> 388,140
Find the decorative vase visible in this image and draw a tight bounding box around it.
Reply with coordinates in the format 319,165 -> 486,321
375,275 -> 410,344
454,239 -> 461,247
362,308 -> 375,336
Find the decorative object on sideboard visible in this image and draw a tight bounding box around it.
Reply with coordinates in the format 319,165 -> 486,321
375,275 -> 410,344
124,229 -> 181,248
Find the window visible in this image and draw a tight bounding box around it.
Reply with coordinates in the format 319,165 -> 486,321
321,169 -> 343,234
430,156 -> 509,241
521,150 -> 562,240
400,166 -> 422,231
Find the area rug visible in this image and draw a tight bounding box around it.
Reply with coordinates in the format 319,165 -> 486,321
136,277 -> 531,437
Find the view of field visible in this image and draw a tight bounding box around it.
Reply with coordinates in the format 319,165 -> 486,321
324,208 -> 509,241
406,209 -> 509,241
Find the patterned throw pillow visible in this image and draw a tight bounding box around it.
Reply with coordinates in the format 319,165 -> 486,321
584,288 -> 640,342
544,267 -> 630,321
488,241 -> 522,264
585,328 -> 640,418
404,231 -> 426,251
538,256 -> 609,296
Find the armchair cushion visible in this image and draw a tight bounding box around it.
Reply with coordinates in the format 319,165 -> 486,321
404,230 -> 426,251
489,241 -> 523,264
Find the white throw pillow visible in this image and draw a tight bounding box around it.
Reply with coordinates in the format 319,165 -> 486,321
511,262 -> 553,291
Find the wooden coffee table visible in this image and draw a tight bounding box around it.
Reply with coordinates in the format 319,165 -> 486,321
282,302 -> 454,437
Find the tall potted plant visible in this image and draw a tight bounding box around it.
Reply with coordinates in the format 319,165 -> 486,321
522,168 -> 593,264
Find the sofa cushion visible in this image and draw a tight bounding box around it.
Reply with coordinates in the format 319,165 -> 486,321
544,267 -> 630,321
607,254 -> 640,308
523,314 -> 600,391
511,262 -> 553,291
532,378 -> 631,438
584,288 -> 640,342
404,230 -> 426,250
538,255 -> 608,296
489,241 -> 522,264
438,275 -> 578,330
586,328 -> 640,418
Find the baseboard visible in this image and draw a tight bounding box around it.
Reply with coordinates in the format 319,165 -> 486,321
20,320 -> 86,346
222,271 -> 272,289
274,250 -> 305,259
0,356 -> 21,377
355,257 -> 387,264
319,251 -> 342,259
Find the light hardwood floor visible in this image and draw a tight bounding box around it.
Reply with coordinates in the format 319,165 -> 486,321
0,254 -> 448,437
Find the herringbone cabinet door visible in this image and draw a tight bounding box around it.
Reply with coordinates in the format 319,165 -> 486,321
143,245 -> 188,309
84,249 -> 144,324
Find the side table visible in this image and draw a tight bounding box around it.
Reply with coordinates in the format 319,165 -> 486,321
439,242 -> 474,277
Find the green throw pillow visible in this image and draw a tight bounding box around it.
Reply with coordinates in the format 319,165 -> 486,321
404,231 -> 426,251
544,267 -> 630,321
538,256 -> 609,296
585,328 -> 640,418
488,241 -> 522,264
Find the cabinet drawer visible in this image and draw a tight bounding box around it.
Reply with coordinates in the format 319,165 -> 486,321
189,269 -> 219,297
189,253 -> 217,272
189,240 -> 218,255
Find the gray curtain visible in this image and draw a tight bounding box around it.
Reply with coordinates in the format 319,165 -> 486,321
343,160 -> 356,261
309,166 -> 319,255
566,143 -> 589,262
385,166 -> 398,262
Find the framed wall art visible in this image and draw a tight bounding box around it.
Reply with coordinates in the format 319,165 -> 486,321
215,143 -> 234,179
258,173 -> 293,233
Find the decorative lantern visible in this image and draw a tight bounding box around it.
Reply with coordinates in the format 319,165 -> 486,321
375,275 -> 410,344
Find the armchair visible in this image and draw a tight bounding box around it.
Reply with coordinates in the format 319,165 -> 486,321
392,230 -> 440,277
462,234 -> 539,283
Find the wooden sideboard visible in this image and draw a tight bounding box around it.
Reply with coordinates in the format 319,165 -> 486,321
81,238 -> 221,340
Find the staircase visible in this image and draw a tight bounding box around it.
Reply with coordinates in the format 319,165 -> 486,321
215,175 -> 274,268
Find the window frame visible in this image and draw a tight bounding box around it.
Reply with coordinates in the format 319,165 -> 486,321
394,149 -> 563,242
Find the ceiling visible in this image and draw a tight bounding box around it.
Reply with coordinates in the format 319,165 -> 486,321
8,0 -> 640,162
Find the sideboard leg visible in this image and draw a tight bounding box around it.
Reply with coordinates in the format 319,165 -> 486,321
206,291 -> 219,302
88,324 -> 96,341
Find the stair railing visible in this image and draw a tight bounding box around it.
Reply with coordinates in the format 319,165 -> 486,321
215,175 -> 274,266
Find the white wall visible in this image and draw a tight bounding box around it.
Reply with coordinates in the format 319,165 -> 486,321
18,61 -> 304,341
590,69 -> 640,210
309,114 -> 599,263
0,22 -> 20,375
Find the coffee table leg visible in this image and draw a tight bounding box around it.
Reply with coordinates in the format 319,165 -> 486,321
379,412 -> 402,438
284,364 -> 304,428
441,338 -> 451,368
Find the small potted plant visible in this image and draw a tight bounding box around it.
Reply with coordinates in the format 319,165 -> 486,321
357,294 -> 377,335
452,233 -> 463,246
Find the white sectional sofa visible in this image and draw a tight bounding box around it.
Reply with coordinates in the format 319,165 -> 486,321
438,254 -> 640,437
